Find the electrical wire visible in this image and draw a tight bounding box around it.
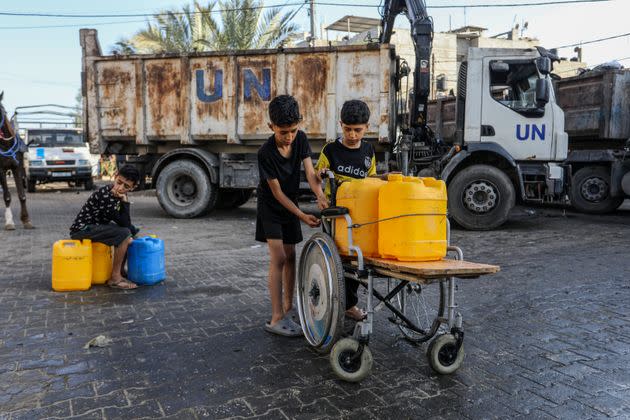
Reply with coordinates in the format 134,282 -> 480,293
0,3 -> 304,18
0,19 -> 149,30
0,0 -> 611,19
320,0 -> 612,7
553,32 -> 630,49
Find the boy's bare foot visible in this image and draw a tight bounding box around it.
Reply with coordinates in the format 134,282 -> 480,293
345,306 -> 367,321
107,278 -> 138,289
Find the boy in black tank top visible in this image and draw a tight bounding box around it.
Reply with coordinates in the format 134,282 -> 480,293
315,100 -> 376,321
256,95 -> 328,337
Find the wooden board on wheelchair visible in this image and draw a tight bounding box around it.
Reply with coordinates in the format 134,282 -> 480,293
349,256 -> 500,284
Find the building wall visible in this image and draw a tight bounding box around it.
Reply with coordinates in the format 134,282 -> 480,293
340,27 -> 586,98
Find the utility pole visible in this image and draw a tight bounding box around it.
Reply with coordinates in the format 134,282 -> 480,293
309,0 -> 317,47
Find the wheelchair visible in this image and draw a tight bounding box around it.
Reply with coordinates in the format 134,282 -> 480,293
296,172 -> 499,382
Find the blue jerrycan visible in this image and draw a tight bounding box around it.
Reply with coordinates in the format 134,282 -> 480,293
127,236 -> 166,285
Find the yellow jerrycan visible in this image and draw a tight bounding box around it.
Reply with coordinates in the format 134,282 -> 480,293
92,242 -> 113,285
52,239 -> 92,291
334,178 -> 385,257
378,174 -> 447,261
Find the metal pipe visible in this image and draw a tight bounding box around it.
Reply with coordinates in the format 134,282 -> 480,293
446,245 -> 463,328
364,270 -> 374,336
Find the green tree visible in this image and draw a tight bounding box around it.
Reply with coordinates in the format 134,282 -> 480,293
113,0 -> 300,54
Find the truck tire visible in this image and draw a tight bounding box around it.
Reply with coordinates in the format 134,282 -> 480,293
448,164 -> 515,230
84,178 -> 94,191
156,159 -> 217,218
27,179 -> 36,193
570,166 -> 623,214
217,189 -> 253,209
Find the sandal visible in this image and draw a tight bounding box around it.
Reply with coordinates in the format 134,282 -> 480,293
285,308 -> 300,324
107,279 -> 138,290
345,306 -> 367,321
263,317 -> 303,337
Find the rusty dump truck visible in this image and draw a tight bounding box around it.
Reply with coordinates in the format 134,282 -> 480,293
81,27 -> 629,227
80,29 -> 395,218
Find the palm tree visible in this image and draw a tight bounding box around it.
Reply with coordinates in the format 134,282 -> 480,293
112,0 -> 300,54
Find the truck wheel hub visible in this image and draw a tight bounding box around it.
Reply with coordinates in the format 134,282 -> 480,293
172,175 -> 197,204
581,177 -> 607,202
464,181 -> 497,213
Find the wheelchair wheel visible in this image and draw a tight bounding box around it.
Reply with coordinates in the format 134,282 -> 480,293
427,333 -> 464,374
330,338 -> 373,383
395,281 -> 446,343
297,232 -> 346,354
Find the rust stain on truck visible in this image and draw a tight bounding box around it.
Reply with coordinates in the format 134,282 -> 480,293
146,60 -> 183,139
289,54 -> 329,136
97,63 -> 136,138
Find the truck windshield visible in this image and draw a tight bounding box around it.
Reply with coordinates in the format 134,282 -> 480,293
490,61 -> 543,116
28,132 -> 85,147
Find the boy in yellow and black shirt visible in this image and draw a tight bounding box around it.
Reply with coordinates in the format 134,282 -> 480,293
316,100 -> 376,197
315,99 -> 376,321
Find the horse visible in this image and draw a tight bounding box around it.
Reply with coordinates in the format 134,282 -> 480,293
0,92 -> 34,230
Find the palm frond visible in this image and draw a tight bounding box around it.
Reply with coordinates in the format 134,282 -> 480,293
114,0 -> 300,53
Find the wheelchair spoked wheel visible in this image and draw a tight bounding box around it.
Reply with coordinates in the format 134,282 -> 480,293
394,281 -> 447,343
297,232 -> 346,354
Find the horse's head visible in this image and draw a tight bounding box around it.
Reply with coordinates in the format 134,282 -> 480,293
0,91 -> 16,141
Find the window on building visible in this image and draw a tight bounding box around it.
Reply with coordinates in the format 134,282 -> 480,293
436,74 -> 447,92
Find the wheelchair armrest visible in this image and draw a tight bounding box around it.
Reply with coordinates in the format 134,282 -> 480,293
321,206 -> 349,218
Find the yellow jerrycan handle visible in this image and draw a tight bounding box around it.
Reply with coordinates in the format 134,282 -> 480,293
60,239 -> 91,247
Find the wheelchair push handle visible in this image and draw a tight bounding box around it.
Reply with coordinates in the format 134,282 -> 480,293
324,170 -> 337,206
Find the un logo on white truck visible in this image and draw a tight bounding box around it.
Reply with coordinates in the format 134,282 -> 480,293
516,124 -> 546,141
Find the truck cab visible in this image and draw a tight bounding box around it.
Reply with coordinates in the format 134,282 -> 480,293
473,48 -> 568,162
24,128 -> 94,192
438,47 -> 629,229
437,47 -> 571,229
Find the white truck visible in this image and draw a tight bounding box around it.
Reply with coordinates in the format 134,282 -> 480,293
425,58 -> 630,229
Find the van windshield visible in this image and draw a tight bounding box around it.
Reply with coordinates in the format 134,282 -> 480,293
28,132 -> 85,147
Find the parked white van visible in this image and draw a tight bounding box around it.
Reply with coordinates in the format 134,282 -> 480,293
24,128 -> 94,192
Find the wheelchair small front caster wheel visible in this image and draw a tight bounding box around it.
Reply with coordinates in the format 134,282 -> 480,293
330,338 -> 373,382
427,333 -> 464,374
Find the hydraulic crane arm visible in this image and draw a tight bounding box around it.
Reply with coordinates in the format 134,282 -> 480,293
380,0 -> 433,129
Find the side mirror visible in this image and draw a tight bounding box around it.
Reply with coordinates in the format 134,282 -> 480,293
490,61 -> 510,73
536,57 -> 552,75
536,79 -> 549,107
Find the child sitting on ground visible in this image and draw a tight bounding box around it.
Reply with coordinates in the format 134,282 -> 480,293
69,164 -> 140,289
315,99 -> 376,321
256,95 -> 328,337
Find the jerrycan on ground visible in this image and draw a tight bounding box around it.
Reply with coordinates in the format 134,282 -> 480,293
335,178 -> 385,257
128,236 -> 166,285
52,239 -> 92,291
378,174 -> 447,261
91,242 -> 113,285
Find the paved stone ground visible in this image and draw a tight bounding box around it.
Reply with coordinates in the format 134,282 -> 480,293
1,182 -> 629,419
